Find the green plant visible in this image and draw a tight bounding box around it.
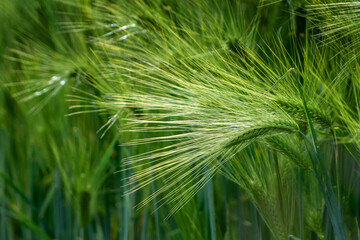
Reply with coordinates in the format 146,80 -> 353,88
1,0 -> 360,239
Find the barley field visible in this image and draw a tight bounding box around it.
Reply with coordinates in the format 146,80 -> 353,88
0,0 -> 360,239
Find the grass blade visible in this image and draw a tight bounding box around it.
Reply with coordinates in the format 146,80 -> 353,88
295,72 -> 346,240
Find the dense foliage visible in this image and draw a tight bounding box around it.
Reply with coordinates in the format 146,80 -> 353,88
1,0 -> 360,239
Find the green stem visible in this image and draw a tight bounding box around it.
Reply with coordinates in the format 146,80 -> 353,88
295,71 -> 345,240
